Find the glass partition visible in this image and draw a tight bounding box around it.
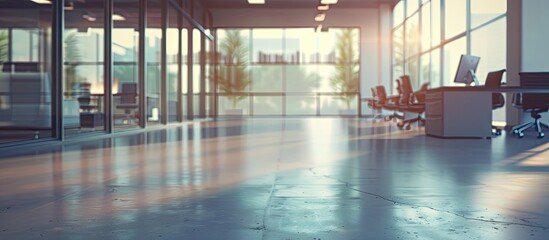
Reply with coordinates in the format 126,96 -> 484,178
146,0 -> 162,125
0,2 -> 53,143
113,0 -> 140,129
167,5 -> 180,123
0,0 -> 212,147
192,29 -> 201,117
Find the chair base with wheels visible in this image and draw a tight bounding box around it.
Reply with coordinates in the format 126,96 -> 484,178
397,107 -> 425,130
512,110 -> 549,138
492,127 -> 502,136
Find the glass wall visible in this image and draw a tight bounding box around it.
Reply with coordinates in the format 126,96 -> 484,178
205,24 -> 215,117
146,0 -> 162,125
114,0 -> 140,129
181,26 -> 189,119
167,5 -> 180,123
392,0 -> 507,118
216,28 -> 360,117
0,1 -> 53,144
192,29 -> 201,117
0,0 -> 211,146
64,2 -> 107,136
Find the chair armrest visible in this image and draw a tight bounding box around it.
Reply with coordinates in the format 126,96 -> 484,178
412,91 -> 426,104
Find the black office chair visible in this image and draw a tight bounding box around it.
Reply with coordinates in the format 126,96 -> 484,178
116,83 -> 139,124
484,69 -> 506,135
511,72 -> 549,138
76,83 -> 97,113
396,75 -> 428,130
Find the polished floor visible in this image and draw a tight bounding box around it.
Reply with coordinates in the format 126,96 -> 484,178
1,118 -> 549,239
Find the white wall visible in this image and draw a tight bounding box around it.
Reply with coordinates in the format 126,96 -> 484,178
211,7 -> 391,115
506,0 -> 549,126
521,0 -> 549,72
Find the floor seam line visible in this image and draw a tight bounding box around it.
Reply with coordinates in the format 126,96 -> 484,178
308,167 -> 549,230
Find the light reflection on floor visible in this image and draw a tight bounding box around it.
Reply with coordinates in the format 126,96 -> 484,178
0,118 -> 548,239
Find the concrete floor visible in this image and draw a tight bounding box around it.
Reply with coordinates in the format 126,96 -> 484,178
1,118 -> 549,239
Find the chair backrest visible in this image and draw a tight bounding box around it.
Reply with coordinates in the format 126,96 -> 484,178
375,85 -> 388,104
414,82 -> 430,103
519,72 -> 549,109
395,78 -> 402,95
484,69 -> 506,88
484,69 -> 506,109
399,75 -> 413,104
120,83 -> 138,104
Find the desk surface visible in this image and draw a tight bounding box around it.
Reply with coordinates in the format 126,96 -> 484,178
427,86 -> 549,93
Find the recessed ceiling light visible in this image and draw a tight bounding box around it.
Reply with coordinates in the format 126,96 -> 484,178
320,0 -> 338,4
248,0 -> 265,4
64,1 -> 74,10
30,0 -> 51,4
318,5 -> 329,11
314,13 -> 325,22
113,14 -> 126,21
82,12 -> 97,22
316,24 -> 323,32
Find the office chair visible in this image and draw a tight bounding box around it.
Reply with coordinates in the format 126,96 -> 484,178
374,85 -> 401,121
484,69 -> 506,135
396,75 -> 428,130
366,87 -> 384,120
76,83 -> 97,113
511,72 -> 549,138
116,82 -> 139,124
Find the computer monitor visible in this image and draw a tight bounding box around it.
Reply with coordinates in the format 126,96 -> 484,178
454,54 -> 480,86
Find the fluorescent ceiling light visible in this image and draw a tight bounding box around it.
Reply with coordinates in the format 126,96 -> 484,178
318,5 -> 329,11
248,0 -> 265,4
113,14 -> 126,21
30,0 -> 51,4
64,1 -> 74,10
314,13 -> 325,22
321,0 -> 338,4
82,12 -> 96,22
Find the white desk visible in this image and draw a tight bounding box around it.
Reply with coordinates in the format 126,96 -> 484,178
425,87 -> 492,138
425,86 -> 549,138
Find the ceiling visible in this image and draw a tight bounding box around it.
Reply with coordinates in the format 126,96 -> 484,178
202,0 -> 396,9
0,0 -> 396,29
0,0 -> 396,11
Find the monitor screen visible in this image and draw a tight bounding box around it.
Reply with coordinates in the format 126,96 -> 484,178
454,54 -> 480,86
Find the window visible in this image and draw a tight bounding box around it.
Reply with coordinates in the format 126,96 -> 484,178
217,28 -> 359,116
392,0 -> 507,89
471,0 -> 506,28
442,37 -> 466,86
431,0 -> 441,46
444,0 -> 466,39
407,0 -> 419,17
421,2 -> 431,51
471,18 -> 506,84
393,1 -> 404,27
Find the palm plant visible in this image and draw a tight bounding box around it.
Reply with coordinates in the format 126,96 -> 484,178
330,29 -> 359,110
0,30 -> 8,65
217,30 -> 250,108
